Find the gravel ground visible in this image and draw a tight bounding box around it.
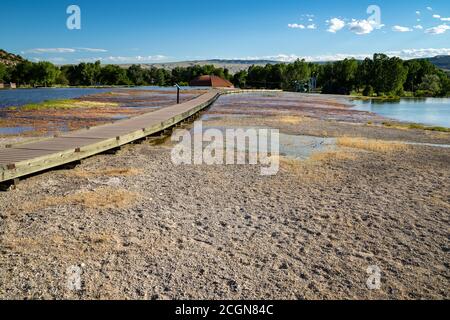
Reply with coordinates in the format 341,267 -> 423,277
0,92 -> 449,300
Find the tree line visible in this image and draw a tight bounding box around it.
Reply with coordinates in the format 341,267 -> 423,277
233,54 -> 450,97
0,60 -> 232,87
1,53 -> 449,97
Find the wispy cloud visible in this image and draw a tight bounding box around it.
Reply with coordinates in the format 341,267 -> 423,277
76,48 -> 108,53
326,18 -> 345,33
433,14 -> 441,19
425,24 -> 450,35
25,47 -> 108,54
25,48 -> 76,54
414,25 -> 424,30
392,25 -> 413,32
78,55 -> 169,63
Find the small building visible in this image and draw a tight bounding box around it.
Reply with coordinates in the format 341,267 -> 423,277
9,83 -> 16,89
189,75 -> 234,88
0,83 -> 4,89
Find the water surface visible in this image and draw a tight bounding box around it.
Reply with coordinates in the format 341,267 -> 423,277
0,88 -> 111,108
351,98 -> 450,128
0,86 -> 206,109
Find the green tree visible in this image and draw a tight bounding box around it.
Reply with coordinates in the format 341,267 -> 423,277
233,70 -> 248,88
11,61 -> 34,85
0,63 -> 7,82
356,58 -> 373,91
55,71 -> 69,86
127,64 -> 146,85
384,57 -> 408,95
283,60 -> 311,90
404,60 -> 422,93
371,53 -> 390,94
441,76 -> 450,96
99,65 -> 130,85
370,54 -> 407,95
247,65 -> 267,88
418,74 -> 442,96
32,61 -> 59,86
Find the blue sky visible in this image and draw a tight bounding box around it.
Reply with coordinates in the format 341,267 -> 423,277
1,0 -> 449,64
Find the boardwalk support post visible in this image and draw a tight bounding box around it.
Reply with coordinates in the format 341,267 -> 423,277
0,178 -> 19,191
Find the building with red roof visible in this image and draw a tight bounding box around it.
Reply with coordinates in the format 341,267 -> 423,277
189,75 -> 234,88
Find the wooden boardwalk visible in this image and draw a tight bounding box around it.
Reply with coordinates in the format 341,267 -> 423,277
0,90 -> 221,185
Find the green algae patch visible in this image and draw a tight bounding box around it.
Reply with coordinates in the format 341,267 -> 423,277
12,99 -> 120,111
382,122 -> 450,133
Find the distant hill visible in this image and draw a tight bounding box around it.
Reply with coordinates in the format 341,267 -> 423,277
121,59 -> 281,73
128,56 -> 450,73
424,55 -> 450,71
0,49 -> 24,66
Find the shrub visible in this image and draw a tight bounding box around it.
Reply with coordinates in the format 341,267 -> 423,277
363,85 -> 374,97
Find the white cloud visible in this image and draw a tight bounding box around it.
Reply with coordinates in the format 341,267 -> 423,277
327,18 -> 346,33
427,7 -> 433,11
76,48 -> 108,53
307,24 -> 317,29
288,23 -> 305,29
416,11 -> 421,15
414,25 -> 424,30
25,47 -> 107,54
425,24 -> 450,34
441,17 -> 450,22
26,48 -> 76,54
108,55 -> 168,62
239,53 -> 372,62
241,48 -> 450,63
80,55 -> 169,63
392,25 -> 413,32
433,14 -> 441,19
348,19 -> 375,35
387,48 -> 450,58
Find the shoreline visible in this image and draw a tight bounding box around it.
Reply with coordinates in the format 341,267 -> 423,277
0,89 -> 450,147
1,87 -> 449,130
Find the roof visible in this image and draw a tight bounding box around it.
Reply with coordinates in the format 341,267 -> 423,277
189,75 -> 234,88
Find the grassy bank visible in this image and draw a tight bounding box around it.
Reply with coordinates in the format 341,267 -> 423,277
381,121 -> 450,133
8,99 -> 120,111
